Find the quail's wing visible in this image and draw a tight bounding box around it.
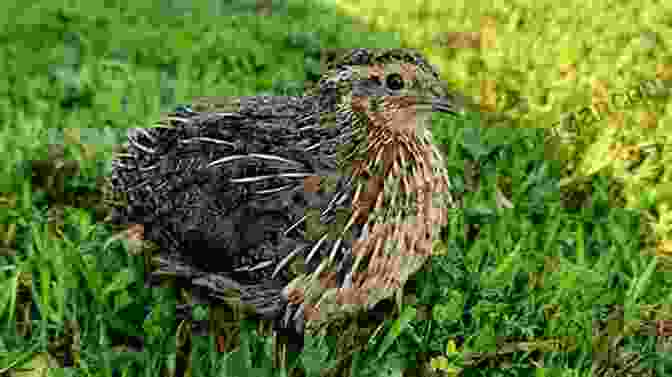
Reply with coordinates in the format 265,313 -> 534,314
111,96 -> 338,246
109,95 -> 348,315
261,171 -> 368,335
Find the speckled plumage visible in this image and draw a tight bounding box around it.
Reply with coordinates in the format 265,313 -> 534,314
109,48 -> 464,351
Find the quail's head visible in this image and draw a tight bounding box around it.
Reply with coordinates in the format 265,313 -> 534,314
313,48 -> 464,131
307,48 -> 465,177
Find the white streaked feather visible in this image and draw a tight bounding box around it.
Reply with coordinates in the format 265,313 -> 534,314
128,136 -> 156,154
328,238 -> 342,265
320,190 -> 348,219
254,184 -> 296,195
133,127 -> 155,142
162,116 -> 191,124
297,125 -> 320,132
305,233 -> 329,265
283,214 -> 307,236
342,270 -> 353,289
282,305 -> 294,328
272,245 -> 308,279
179,137 -> 237,146
208,155 -> 252,167
111,160 -> 130,169
228,173 -> 313,184
234,260 -> 274,272
342,223 -> 370,287
208,153 -> 303,168
304,142 -> 322,152
359,223 -> 369,241
292,302 -> 305,322
248,153 -> 303,165
336,254 -> 353,288
138,163 -> 159,172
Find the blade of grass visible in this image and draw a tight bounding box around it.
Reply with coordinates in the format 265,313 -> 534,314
375,305 -> 416,360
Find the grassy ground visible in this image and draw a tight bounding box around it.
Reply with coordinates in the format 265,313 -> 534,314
1,1 -> 671,377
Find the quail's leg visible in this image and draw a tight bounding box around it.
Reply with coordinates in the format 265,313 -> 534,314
209,303 -> 241,353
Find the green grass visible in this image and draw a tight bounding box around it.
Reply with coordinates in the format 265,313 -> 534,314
1,1 -> 671,376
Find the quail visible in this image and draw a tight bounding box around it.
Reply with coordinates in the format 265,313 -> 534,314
108,47 -> 466,357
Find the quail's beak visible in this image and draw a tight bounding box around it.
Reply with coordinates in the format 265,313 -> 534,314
413,93 -> 466,116
431,96 -> 465,115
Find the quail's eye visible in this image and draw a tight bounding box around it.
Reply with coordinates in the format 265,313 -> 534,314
385,73 -> 404,91
369,76 -> 382,86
